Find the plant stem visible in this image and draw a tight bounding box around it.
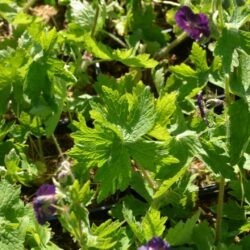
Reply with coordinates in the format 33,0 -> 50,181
36,118 -> 45,161
215,176 -> 225,245
101,30 -> 127,47
37,137 -> 44,161
154,32 -> 188,60
51,134 -> 64,158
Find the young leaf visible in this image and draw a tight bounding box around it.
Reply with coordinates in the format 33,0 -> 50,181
179,131 -> 234,179
166,210 -> 201,246
189,42 -> 209,72
230,52 -> 250,104
70,118 -> 117,169
192,221 -> 215,250
141,208 -> 167,241
153,164 -> 188,199
0,179 -> 24,220
91,84 -> 156,142
83,33 -> 113,60
83,33 -> 158,68
68,0 -> 105,34
215,29 -> 250,73
122,205 -> 144,242
0,219 -> 24,250
149,92 -> 177,140
91,219 -> 123,239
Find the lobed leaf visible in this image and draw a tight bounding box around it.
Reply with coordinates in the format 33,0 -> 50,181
141,208 -> 167,240
166,210 -> 201,246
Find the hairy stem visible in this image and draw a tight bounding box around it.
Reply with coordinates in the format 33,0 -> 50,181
51,134 -> 64,158
154,32 -> 188,60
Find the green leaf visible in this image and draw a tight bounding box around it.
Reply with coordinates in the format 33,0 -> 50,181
230,52 -> 250,104
83,33 -> 158,68
170,63 -> 197,78
149,92 -> 177,140
122,206 -> 144,242
0,179 -> 24,221
127,140 -> 164,172
0,219 -> 24,250
91,219 -> 123,239
39,27 -> 58,53
166,210 -> 201,246
128,2 -> 165,46
70,118 -> 116,169
83,33 -> 113,60
91,84 -> 155,142
178,131 -> 234,179
0,0 -> 18,22
24,57 -> 74,135
24,61 -> 51,105
215,29 -> 250,73
152,68 -> 165,95
229,99 -> 250,166
227,7 -> 250,29
117,53 -> 158,68
170,62 -> 207,101
0,85 -> 11,115
192,221 -> 214,250
223,200 -> 245,221
70,83 -> 172,201
189,42 -> 209,72
153,164 -> 188,199
95,140 -> 131,202
68,0 -> 105,34
141,208 -> 167,240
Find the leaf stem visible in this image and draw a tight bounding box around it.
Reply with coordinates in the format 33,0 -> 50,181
51,134 -> 64,158
101,30 -> 127,47
36,118 -> 45,161
154,32 -> 188,60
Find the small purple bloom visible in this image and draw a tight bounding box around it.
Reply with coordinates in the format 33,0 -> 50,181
175,6 -> 210,40
197,92 -> 208,125
197,91 -> 205,118
33,184 -> 57,225
138,237 -> 171,250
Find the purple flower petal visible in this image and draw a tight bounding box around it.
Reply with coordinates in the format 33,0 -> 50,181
138,237 -> 171,250
175,6 -> 210,40
36,184 -> 55,196
33,184 -> 57,225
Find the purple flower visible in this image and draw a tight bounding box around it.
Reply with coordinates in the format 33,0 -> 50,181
197,91 -> 208,125
33,184 -> 57,225
175,6 -> 210,40
138,237 -> 171,250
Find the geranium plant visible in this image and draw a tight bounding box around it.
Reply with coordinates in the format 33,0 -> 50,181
0,0 -> 249,249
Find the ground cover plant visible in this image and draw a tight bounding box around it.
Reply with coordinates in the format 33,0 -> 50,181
0,0 -> 249,249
